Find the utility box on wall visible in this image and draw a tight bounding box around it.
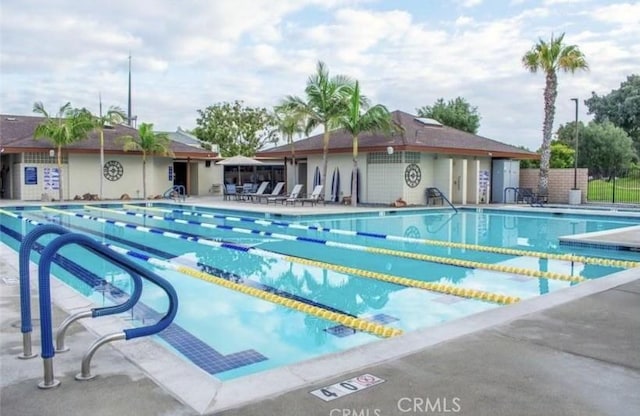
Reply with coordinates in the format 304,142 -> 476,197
491,159 -> 520,203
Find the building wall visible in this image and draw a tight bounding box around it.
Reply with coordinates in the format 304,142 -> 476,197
368,162 -> 404,204
65,154 -> 175,199
298,152 -> 509,206
519,168 -> 589,203
15,162 -> 69,201
307,154 -> 361,201
201,163 -> 223,195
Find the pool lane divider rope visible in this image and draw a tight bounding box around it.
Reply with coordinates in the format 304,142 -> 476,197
92,205 -> 583,284
3,209 -> 401,338
43,206 -> 520,304
124,204 -> 639,270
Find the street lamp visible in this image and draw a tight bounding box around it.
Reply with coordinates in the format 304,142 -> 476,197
570,98 -> 579,189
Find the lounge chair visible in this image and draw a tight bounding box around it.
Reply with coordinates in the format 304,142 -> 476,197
516,187 -> 547,207
255,182 -> 285,203
267,184 -> 303,205
290,185 -> 324,206
242,181 -> 269,201
223,184 -> 238,200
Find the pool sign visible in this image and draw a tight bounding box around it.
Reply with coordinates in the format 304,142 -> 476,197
24,166 -> 37,185
310,374 -> 385,402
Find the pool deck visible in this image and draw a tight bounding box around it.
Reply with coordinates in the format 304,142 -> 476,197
1,198 -> 639,415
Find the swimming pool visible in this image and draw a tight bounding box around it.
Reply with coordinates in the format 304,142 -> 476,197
1,204 -> 638,381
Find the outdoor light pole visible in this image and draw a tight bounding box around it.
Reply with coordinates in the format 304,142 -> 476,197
571,98 -> 579,189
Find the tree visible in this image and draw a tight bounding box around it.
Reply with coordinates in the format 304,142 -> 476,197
549,141 -> 574,168
585,74 -> 640,156
194,101 -> 278,157
522,32 -> 588,196
416,97 -> 481,133
337,80 -> 393,207
516,142 -> 574,169
281,61 -> 353,188
555,120 -> 586,166
119,123 -> 174,199
274,103 -> 306,185
570,121 -> 635,178
33,102 -> 94,201
92,105 -> 126,199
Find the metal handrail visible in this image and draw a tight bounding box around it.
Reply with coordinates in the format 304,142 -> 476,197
17,224 -> 143,359
426,187 -> 458,213
163,184 -> 186,201
36,232 -> 178,388
18,224 -> 70,359
55,269 -> 144,353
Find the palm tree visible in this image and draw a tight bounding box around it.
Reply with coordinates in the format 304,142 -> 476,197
119,123 -> 174,199
522,33 -> 588,196
33,102 -> 94,201
274,103 -> 305,185
337,81 -> 393,207
282,61 -> 352,188
93,105 -> 126,200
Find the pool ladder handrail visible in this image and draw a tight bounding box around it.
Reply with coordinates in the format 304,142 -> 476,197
426,187 -> 458,213
36,232 -> 178,389
18,224 -> 142,360
163,184 -> 186,201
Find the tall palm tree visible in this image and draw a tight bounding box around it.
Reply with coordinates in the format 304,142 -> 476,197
337,81 -> 393,207
33,102 -> 94,201
274,103 -> 305,185
522,33 -> 588,196
93,105 -> 126,199
119,123 -> 174,199
282,61 -> 352,188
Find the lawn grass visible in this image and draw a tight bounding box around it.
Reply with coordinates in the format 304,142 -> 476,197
588,177 -> 640,203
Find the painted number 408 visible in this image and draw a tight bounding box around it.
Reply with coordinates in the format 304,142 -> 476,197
311,374 -> 385,402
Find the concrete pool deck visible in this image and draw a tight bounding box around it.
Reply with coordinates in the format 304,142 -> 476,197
1,198 -> 639,415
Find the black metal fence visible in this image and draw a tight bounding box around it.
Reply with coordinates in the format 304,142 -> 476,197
587,166 -> 640,204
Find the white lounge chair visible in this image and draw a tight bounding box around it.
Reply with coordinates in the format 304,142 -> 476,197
267,184 -> 303,205
256,182 -> 285,203
243,181 -> 269,201
291,185 -> 324,206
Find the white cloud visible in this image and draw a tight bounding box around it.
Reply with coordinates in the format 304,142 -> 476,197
588,2 -> 640,26
460,0 -> 483,7
0,0 -> 635,152
455,15 -> 475,26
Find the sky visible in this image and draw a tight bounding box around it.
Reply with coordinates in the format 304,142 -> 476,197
1,0 -> 638,151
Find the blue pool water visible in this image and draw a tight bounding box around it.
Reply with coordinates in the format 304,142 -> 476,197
1,204 -> 638,380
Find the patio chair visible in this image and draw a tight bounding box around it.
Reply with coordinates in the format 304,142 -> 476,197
243,181 -> 269,201
267,184 -> 303,205
223,184 -> 238,200
255,181 -> 285,203
515,187 -> 547,206
290,185 -> 324,206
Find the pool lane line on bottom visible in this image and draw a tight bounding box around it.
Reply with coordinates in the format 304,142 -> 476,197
1,209 -> 401,339
122,204 -> 640,270
42,206 -> 520,305
88,205 -> 583,284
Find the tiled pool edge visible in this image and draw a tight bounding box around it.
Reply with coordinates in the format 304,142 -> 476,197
3,240 -> 638,414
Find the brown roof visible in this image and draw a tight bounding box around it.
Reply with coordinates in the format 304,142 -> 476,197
259,110 -> 538,159
0,114 -> 216,159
